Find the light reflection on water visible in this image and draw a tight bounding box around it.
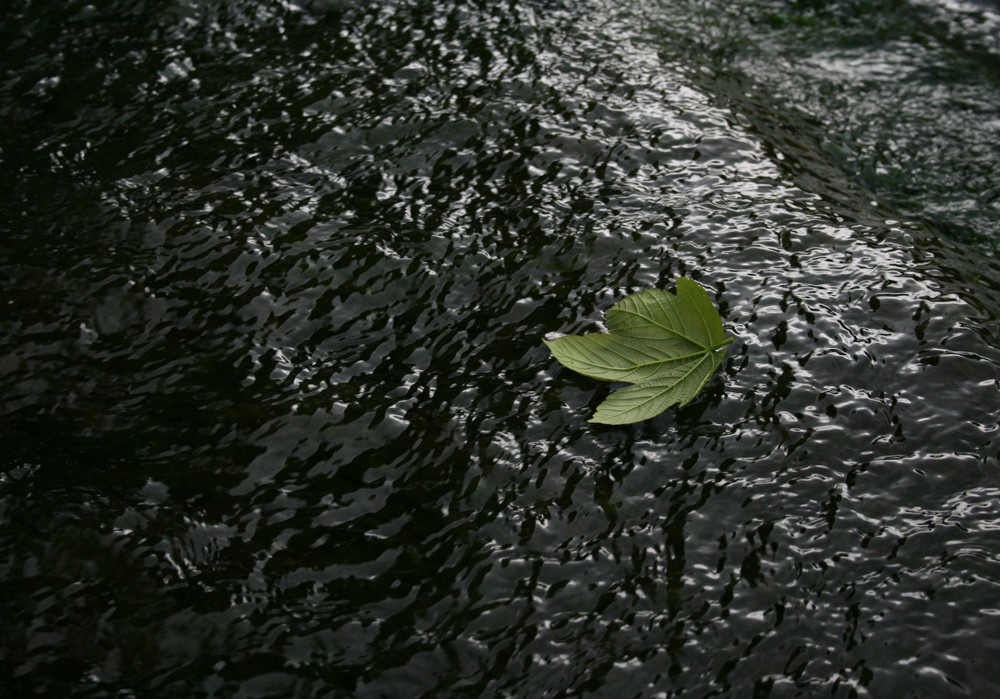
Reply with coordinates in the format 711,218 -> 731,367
1,0 -> 1000,696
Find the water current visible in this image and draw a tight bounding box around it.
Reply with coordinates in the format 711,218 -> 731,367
2,0 -> 1000,696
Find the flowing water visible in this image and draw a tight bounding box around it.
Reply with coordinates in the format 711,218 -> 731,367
2,0 -> 1000,696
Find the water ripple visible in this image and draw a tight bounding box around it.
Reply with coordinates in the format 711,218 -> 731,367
2,0 -> 1000,697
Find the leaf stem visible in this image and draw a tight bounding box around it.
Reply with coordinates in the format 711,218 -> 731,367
709,336 -> 735,351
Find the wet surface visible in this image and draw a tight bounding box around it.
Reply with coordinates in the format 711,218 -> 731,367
2,0 -> 1000,696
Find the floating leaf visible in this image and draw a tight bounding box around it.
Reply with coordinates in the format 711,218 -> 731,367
544,278 -> 733,424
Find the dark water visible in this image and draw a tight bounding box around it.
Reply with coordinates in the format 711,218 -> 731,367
655,0 -> 1000,255
2,0 -> 1000,696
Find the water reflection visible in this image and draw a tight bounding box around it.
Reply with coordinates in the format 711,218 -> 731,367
1,0 -> 1000,696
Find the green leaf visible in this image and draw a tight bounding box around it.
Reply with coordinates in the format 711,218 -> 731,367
544,278 -> 733,425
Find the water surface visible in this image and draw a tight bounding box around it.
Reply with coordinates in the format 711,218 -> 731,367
2,0 -> 1000,696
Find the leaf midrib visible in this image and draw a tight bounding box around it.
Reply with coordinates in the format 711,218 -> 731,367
593,353 -> 712,422
582,347 -> 711,373
612,308 -> 705,347
635,353 -> 709,407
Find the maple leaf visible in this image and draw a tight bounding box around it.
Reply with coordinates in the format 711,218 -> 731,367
545,278 -> 733,424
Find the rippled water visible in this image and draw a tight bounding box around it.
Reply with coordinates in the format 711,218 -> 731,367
2,0 -> 1000,696
657,0 -> 1000,255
